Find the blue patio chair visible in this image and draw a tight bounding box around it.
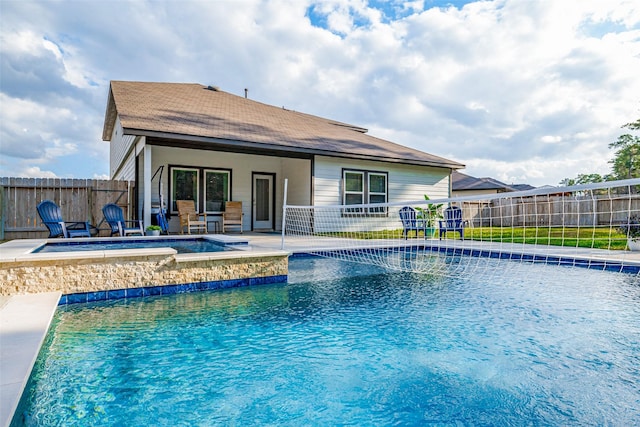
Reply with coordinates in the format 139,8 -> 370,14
102,203 -> 144,236
439,206 -> 465,240
36,199 -> 92,238
399,206 -> 427,239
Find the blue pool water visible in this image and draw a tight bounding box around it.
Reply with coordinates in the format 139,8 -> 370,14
33,238 -> 230,254
13,257 -> 640,426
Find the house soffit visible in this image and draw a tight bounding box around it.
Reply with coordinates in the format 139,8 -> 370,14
134,131 -> 463,169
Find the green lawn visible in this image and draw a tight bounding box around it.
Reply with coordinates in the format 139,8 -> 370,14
319,227 -> 629,250
461,227 -> 628,250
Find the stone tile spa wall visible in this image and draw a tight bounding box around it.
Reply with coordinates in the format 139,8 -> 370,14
0,252 -> 289,296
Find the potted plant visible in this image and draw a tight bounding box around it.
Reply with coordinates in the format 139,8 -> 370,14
415,195 -> 443,238
619,216 -> 640,251
145,225 -> 162,236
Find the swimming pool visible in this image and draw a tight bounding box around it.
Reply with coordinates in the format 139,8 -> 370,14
33,237 -> 231,254
13,256 -> 640,426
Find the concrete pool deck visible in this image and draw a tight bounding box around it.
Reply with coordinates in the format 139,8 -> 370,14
1,292 -> 60,427
1,232 -> 640,426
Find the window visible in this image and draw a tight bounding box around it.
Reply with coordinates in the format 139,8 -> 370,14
171,168 -> 199,212
368,173 -> 387,214
170,166 -> 231,213
204,170 -> 230,212
342,169 -> 388,215
344,171 -> 365,214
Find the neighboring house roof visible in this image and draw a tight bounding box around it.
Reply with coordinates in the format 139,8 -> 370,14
452,170 -> 522,192
103,81 -> 464,169
511,183 -> 536,191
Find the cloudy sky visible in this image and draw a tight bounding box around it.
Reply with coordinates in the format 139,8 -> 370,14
1,0 -> 639,187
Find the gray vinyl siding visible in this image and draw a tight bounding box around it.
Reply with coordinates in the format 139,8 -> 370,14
112,151 -> 136,181
313,155 -> 450,206
311,155 -> 450,233
109,117 -> 137,179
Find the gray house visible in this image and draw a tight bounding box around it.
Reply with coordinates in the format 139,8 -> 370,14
103,81 -> 463,232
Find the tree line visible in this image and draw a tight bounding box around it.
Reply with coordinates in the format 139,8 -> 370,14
560,118 -> 640,186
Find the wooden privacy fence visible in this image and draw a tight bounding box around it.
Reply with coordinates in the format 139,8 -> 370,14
461,194 -> 640,228
0,177 -> 135,240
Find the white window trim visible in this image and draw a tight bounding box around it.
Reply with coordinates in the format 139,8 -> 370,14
343,170 -> 365,213
342,169 -> 388,216
368,172 -> 387,204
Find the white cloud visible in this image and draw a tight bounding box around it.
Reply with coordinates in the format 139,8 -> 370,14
463,153 -> 613,187
541,136 -> 562,144
13,166 -> 59,179
42,38 -> 63,60
0,0 -> 638,186
0,94 -> 77,158
1,29 -> 46,55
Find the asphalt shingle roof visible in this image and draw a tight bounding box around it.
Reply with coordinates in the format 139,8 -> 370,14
103,81 -> 464,169
452,170 -> 516,191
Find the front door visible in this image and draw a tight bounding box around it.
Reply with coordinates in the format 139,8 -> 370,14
252,173 -> 275,230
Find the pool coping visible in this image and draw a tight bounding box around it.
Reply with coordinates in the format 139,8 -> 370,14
0,234 -> 250,262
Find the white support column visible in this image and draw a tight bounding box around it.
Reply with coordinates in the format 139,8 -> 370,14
139,139 -> 152,228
